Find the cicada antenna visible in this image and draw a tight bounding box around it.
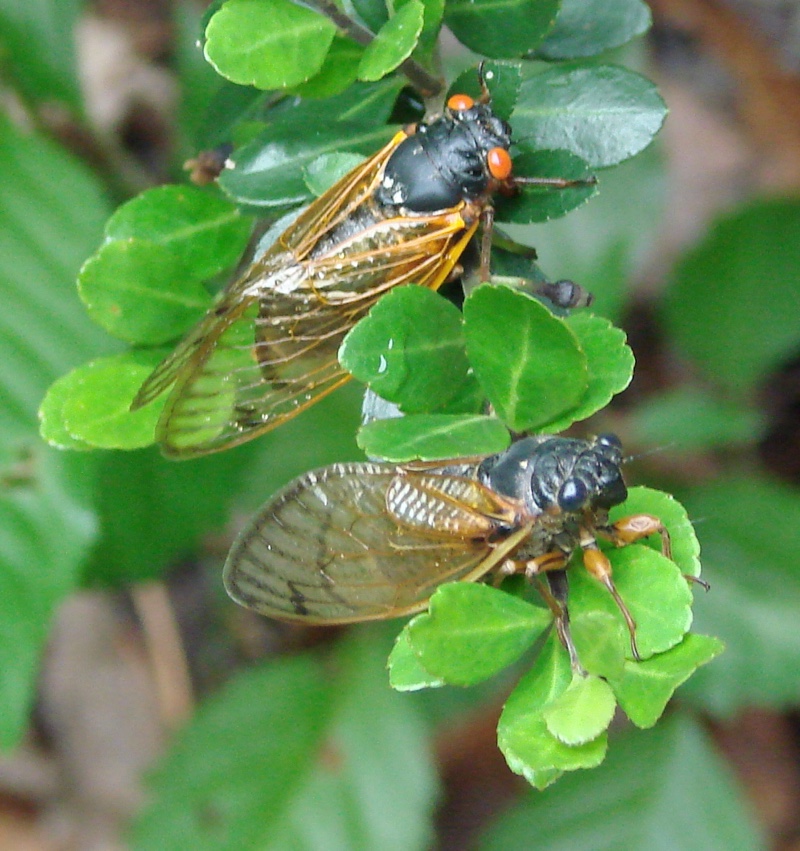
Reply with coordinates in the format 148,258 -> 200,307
477,60 -> 491,104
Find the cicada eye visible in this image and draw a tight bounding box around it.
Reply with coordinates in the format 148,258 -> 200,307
487,147 -> 512,180
447,93 -> 475,112
558,479 -> 588,512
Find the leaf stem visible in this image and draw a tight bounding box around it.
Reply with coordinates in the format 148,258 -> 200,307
304,0 -> 443,96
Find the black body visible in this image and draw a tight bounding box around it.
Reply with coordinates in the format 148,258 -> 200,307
376,102 -> 512,213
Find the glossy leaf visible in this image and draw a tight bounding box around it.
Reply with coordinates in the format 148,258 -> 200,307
512,65 -> 667,168
56,351 -> 168,450
351,0 -> 388,34
537,0 -> 651,59
498,634 -> 607,787
204,0 -> 336,89
542,674 -> 616,746
495,149 -> 597,224
611,634 -> 725,729
450,61 -> 522,123
358,0 -> 424,82
406,585 -> 550,686
220,120 -> 395,210
388,624 -> 445,691
339,286 -> 471,413
665,198 -> 800,394
304,152 -> 366,196
357,413 -> 510,461
463,285 -> 588,431
104,185 -> 252,282
292,37 -> 365,99
481,715 -> 764,851
78,239 -> 212,345
541,310 -> 634,431
444,0 -> 559,59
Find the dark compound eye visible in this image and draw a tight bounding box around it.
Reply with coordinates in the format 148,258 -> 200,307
558,479 -> 588,512
597,433 -> 622,449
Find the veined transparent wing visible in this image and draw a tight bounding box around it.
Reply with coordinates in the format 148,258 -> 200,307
224,462 -> 530,623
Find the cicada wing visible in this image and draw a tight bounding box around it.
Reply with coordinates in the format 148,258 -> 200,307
224,463 -> 526,623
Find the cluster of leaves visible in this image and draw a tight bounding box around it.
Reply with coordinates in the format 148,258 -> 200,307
5,0 -> 799,846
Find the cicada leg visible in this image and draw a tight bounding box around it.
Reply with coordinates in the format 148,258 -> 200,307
579,533 -> 641,661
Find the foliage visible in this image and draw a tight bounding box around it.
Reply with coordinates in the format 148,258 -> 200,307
1,0 -> 796,847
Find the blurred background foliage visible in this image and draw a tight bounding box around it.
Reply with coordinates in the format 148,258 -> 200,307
1,0 -> 800,849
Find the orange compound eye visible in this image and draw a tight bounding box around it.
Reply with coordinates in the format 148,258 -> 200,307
487,147 -> 512,180
447,93 -> 475,112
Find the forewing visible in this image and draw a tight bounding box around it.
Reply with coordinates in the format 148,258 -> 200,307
223,463 -> 517,623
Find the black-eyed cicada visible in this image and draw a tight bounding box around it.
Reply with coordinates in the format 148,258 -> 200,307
224,434 -> 672,661
132,85 -> 590,457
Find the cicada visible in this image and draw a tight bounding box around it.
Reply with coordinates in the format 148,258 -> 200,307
224,434 -> 672,661
132,82 -> 590,457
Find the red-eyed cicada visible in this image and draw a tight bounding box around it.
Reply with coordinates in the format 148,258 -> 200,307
132,86 -> 590,457
224,434 -> 672,661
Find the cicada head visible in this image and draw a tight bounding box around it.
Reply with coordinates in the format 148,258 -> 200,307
479,434 -> 629,518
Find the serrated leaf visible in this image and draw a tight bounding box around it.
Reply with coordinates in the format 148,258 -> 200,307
104,185 -> 252,282
665,198 -> 800,395
537,0 -> 652,60
220,120 -> 394,210
481,715 -> 764,850
495,149 -> 597,224
204,0 -> 337,89
463,285 -> 587,431
78,239 -> 212,345
358,0 -> 424,82
357,413 -> 510,461
407,584 -> 550,686
540,310 -> 634,431
339,286 -> 471,413
498,634 -> 607,785
512,65 -> 667,168
388,624 -> 445,691
444,0 -> 559,59
58,351 -> 168,450
542,674 -> 616,745
611,634 -> 724,729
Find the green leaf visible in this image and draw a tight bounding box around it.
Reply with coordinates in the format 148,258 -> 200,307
56,351 -> 168,450
339,286 -> 471,413
512,65 -> 667,168
678,476 -> 800,714
0,116 -> 110,746
304,152 -> 366,196
611,486 -> 701,579
204,0 -> 337,89
570,610 -> 628,680
627,388 -> 763,451
351,0 -> 388,34
357,414 -> 510,461
537,0 -> 652,60
542,674 -> 616,745
569,544 -> 693,660
132,655 -> 335,849
664,198 -> 800,394
104,185 -> 252,282
540,310 -> 634,431
38,370 -> 95,451
388,624 -> 445,691
444,0 -> 559,59
292,36 -> 365,98
78,239 -> 212,345
481,715 -> 764,850
220,120 -> 394,210
463,285 -> 587,431
495,149 -> 597,224
498,634 -> 607,787
611,634 -> 725,729
407,584 -> 551,686
0,0 -> 83,111
358,0 -> 424,82
450,61 -> 522,123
